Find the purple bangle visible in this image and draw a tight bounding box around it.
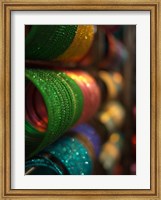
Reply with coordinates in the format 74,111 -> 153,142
72,123 -> 101,157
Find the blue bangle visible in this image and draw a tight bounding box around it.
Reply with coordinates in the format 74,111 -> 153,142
72,123 -> 101,158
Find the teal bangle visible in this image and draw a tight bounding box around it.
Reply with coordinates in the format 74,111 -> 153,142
25,136 -> 93,175
25,25 -> 78,60
44,136 -> 93,175
25,69 -> 83,159
25,156 -> 64,175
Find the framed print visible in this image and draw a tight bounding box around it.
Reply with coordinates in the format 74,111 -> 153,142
0,0 -> 161,199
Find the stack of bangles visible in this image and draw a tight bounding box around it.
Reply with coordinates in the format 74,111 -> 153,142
25,25 -> 94,63
25,122 -> 106,175
25,69 -> 101,159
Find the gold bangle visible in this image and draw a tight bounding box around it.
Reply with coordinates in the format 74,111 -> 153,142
99,71 -> 117,99
56,25 -> 94,62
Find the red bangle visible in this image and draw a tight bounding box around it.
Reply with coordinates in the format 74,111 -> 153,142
65,70 -> 101,124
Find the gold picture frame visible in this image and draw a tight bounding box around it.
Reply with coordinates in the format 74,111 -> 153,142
0,0 -> 160,199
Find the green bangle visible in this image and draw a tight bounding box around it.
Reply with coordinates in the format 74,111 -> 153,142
25,69 -> 83,159
25,25 -> 78,60
54,71 -> 83,125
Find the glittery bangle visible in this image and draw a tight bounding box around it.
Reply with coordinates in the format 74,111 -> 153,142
25,69 -> 83,158
25,136 -> 93,175
56,25 -> 94,63
44,136 -> 93,175
54,71 -> 84,125
25,25 -> 78,60
25,156 -> 65,175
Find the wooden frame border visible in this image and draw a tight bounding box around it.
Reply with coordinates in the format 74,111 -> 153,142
0,0 -> 160,199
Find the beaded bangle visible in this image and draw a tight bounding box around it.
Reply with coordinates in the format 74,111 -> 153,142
25,69 -> 83,158
25,25 -> 78,60
56,25 -> 94,63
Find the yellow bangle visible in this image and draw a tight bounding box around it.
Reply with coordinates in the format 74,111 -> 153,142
99,71 -> 117,99
56,25 -> 94,62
